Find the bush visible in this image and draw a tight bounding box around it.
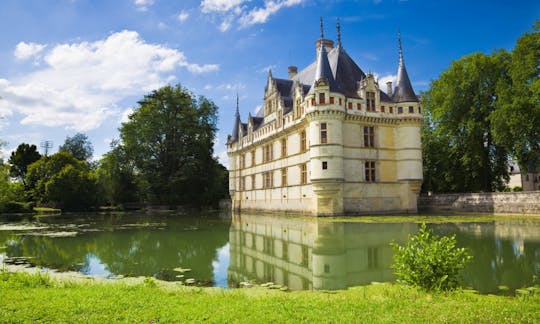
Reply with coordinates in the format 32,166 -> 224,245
512,186 -> 523,192
391,224 -> 472,291
0,201 -> 34,213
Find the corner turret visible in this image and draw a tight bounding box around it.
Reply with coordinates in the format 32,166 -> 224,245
392,31 -> 418,103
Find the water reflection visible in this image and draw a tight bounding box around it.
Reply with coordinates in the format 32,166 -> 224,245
228,214 -> 417,290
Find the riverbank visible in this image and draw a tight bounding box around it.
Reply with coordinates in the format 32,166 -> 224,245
1,271 -> 538,323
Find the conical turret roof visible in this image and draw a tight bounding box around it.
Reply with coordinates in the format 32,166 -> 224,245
392,32 -> 418,103
229,95 -> 241,143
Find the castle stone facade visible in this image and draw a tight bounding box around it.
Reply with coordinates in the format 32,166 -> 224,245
227,24 -> 423,216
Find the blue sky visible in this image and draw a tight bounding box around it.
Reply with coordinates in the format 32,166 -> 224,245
0,0 -> 538,166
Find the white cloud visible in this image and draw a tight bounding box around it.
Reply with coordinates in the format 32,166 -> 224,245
217,83 -> 246,91
376,74 -> 396,91
216,149 -> 229,167
239,0 -> 302,27
14,42 -> 47,60
120,108 -> 134,124
201,0 -> 247,13
257,64 -> 276,73
0,30 -> 219,131
201,0 -> 303,31
177,10 -> 189,22
134,0 -> 155,11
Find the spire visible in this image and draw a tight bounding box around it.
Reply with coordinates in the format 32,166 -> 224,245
320,16 -> 324,39
230,95 -> 241,142
336,17 -> 342,48
392,30 -> 418,103
309,18 -> 337,94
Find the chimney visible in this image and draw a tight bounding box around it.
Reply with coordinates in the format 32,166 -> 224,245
315,39 -> 334,52
288,66 -> 298,79
386,81 -> 393,96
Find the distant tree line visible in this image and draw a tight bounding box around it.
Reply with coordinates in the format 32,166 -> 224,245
0,85 -> 229,213
422,22 -> 539,193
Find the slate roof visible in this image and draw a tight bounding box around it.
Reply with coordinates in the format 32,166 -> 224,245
392,35 -> 418,102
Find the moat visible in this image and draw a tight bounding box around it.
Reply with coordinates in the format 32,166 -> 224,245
1,212 -> 539,294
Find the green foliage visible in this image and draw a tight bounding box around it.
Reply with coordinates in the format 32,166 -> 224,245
8,143 -> 41,188
422,52 -> 511,193
512,186 -> 523,192
59,133 -> 94,161
391,224 -> 472,291
26,151 -> 99,211
119,84 -> 228,206
0,162 -> 27,213
491,22 -> 540,176
96,142 -> 140,205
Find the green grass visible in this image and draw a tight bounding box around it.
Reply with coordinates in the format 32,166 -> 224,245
1,271 -> 539,323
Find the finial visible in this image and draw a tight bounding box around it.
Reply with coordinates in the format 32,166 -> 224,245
320,16 -> 324,39
398,28 -> 403,63
336,17 -> 342,48
235,93 -> 239,115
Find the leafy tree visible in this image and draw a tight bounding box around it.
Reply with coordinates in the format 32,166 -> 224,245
422,51 -> 511,192
26,151 -> 99,210
97,141 -> 140,205
491,22 -> 540,175
8,143 -> 41,187
119,84 -> 227,206
392,224 -> 472,291
59,133 -> 94,161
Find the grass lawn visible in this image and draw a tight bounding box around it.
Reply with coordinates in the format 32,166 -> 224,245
1,271 -> 539,323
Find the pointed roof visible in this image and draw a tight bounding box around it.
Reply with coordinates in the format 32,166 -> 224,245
392,31 -> 418,103
309,18 -> 337,94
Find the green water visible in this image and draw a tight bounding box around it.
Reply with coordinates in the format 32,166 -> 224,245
1,212 -> 539,294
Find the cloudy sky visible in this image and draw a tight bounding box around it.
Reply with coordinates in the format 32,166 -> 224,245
0,0 -> 537,166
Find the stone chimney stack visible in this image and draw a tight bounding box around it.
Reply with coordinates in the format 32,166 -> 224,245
288,66 -> 298,79
386,81 -> 393,97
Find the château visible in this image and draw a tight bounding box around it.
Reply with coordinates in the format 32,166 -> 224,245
227,21 -> 423,216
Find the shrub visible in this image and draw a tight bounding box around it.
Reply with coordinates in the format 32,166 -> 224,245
391,224 -> 472,291
512,186 -> 523,192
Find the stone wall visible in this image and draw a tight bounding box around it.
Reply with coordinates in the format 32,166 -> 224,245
418,192 -> 540,215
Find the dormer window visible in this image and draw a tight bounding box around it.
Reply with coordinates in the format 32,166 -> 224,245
319,93 -> 325,104
367,92 -> 375,112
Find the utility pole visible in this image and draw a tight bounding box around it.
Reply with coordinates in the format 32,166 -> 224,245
40,140 -> 53,156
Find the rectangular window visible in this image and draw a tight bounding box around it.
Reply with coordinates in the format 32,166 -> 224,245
320,123 -> 327,144
311,98 -> 316,106
409,106 -> 414,113
419,107 -> 422,114
367,92 -> 375,111
319,92 -> 325,104
381,106 -> 385,113
263,144 -> 273,163
389,106 -> 394,114
365,161 -> 376,182
300,130 -> 307,152
281,168 -> 287,187
348,102 -> 352,110
398,107 -> 403,114
329,96 -> 334,104
281,138 -> 287,158
357,103 -> 361,110
240,176 -> 245,191
240,154 -> 245,169
364,126 -> 375,148
301,163 -> 307,184
264,171 -> 273,188
251,150 -> 256,166
251,174 -> 256,190
339,98 -> 342,105
322,161 -> 328,170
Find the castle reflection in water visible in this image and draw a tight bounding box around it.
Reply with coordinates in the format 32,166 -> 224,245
228,213 -> 417,290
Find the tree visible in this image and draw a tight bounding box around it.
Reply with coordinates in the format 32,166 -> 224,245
26,151 -> 99,210
491,22 -> 540,176
8,143 -> 41,187
59,133 -> 94,161
97,141 -> 140,205
119,84 -> 226,206
422,51 -> 511,192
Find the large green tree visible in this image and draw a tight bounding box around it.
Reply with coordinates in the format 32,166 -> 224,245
491,22 -> 540,176
59,133 -> 94,161
119,84 -> 227,206
8,143 -> 41,187
422,51 -> 511,192
26,151 -> 99,210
